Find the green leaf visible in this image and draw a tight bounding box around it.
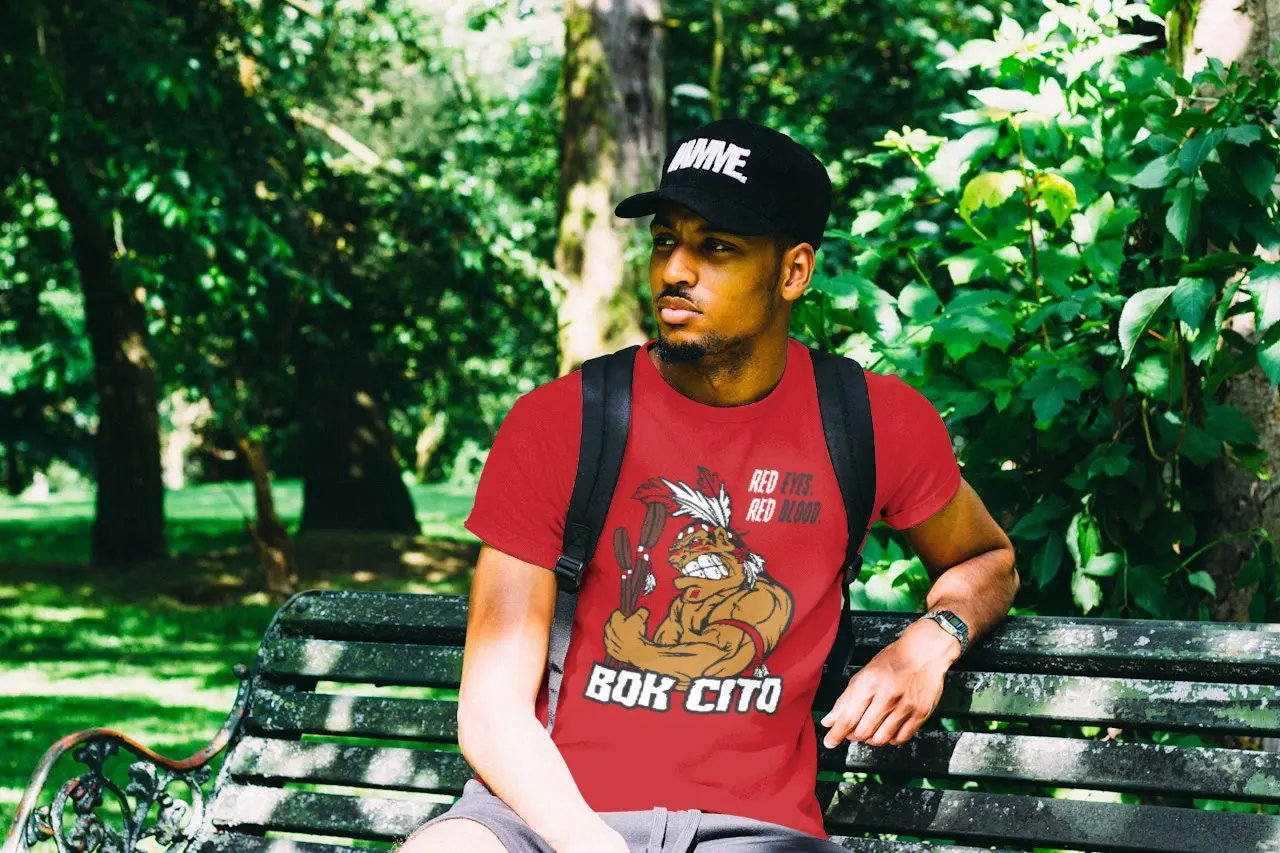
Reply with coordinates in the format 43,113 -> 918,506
862,570 -> 918,611
850,211 -> 887,236
135,182 -> 156,203
1258,325 -> 1280,385
1036,174 -> 1077,227
939,38 -> 1006,70
1181,425 -> 1223,466
1084,553 -> 1123,578
1118,286 -> 1176,366
1133,356 -> 1170,396
1225,125 -> 1263,145
1237,556 -> 1265,588
897,282 -> 940,320
1166,182 -> 1196,247
940,248 -> 1008,285
925,126 -> 1000,194
1072,572 -> 1104,614
1247,263 -> 1280,335
1182,252 -> 1259,275
1238,150 -> 1278,201
1067,511 -> 1102,570
1204,403 -> 1258,445
1033,388 -> 1065,422
1130,152 -> 1179,189
1070,192 -> 1114,246
970,88 -> 1043,114
1031,534 -> 1065,587
1178,130 -> 1224,174
1187,570 -> 1218,598
959,171 -> 1022,222
1172,277 -> 1213,328
1008,495 -> 1067,540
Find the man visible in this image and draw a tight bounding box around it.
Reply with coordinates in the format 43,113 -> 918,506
401,119 -> 1018,853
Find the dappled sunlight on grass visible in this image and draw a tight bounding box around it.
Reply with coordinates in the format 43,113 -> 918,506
0,480 -> 480,830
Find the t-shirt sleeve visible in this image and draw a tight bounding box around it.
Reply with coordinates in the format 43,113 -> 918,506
869,373 -> 962,531
463,380 -> 580,571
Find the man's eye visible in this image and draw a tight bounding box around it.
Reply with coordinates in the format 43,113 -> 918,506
706,240 -> 733,252
652,235 -> 675,248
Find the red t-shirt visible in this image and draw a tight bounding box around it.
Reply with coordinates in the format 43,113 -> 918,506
464,337 -> 961,838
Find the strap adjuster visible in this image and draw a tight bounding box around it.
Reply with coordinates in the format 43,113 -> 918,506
554,554 -> 585,592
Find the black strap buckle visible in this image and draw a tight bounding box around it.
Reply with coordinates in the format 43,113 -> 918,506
554,554 -> 585,592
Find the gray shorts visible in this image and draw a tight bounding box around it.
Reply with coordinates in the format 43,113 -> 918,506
405,780 -> 846,852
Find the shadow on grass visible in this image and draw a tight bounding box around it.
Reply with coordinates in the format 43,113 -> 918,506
0,694 -> 234,830
0,482 -> 483,834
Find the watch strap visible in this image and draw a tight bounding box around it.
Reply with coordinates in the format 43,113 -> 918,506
922,608 -> 970,655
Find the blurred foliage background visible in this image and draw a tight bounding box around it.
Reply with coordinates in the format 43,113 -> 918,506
3,0 -> 1280,828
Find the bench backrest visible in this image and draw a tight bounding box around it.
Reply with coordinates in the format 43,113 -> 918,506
205,591 -> 1280,853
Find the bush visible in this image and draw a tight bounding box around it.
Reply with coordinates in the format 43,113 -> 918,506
799,0 -> 1280,620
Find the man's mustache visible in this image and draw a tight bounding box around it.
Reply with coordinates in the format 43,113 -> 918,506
657,286 -> 698,306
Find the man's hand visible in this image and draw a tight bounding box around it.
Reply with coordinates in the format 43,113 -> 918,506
603,607 -> 650,663
820,618 -> 960,749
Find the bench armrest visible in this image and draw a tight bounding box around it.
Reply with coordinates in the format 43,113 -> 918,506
2,665 -> 254,853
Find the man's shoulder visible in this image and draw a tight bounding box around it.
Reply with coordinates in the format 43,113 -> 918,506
861,368 -> 937,416
515,369 -> 582,417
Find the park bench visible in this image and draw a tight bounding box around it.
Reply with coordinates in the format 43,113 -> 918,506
6,589 -> 1280,853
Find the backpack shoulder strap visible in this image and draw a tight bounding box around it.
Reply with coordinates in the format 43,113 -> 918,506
545,344 -> 638,733
808,347 -> 877,709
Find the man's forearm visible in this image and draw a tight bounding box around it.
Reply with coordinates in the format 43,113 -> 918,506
457,701 -> 596,849
924,545 -> 1019,644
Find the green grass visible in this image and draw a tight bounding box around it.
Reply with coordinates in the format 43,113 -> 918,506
0,480 -> 479,833
0,479 -> 477,564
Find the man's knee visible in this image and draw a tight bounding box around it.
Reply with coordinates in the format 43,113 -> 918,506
398,817 -> 508,852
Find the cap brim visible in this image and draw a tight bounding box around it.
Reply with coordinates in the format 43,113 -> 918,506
614,186 -> 780,236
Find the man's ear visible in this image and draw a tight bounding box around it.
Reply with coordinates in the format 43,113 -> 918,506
779,243 -> 816,303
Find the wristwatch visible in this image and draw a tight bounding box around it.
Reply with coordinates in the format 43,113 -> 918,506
921,609 -> 970,656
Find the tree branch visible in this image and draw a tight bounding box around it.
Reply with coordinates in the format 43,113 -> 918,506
289,107 -> 401,173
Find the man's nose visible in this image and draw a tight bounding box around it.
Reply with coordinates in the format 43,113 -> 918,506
661,245 -> 697,287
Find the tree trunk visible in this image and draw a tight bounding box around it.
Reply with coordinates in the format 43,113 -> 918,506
44,154 -> 166,566
414,410 -> 448,482
1181,0 -> 1280,759
298,342 -> 420,535
4,440 -> 28,497
239,436 -> 296,601
554,0 -> 665,375
1182,0 -> 1280,620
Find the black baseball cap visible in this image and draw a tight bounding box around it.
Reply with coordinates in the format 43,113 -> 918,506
615,118 -> 833,250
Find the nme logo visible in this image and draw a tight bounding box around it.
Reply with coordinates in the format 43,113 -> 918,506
666,138 -> 752,184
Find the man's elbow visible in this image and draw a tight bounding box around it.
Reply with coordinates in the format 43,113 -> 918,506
1000,542 -> 1020,612
457,690 -> 535,761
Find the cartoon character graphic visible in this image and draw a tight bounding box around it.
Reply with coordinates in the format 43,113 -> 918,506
604,468 -> 794,690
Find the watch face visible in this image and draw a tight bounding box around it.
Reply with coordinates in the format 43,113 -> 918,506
941,612 -> 966,632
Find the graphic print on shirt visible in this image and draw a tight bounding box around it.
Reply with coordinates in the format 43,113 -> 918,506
585,466 -> 801,715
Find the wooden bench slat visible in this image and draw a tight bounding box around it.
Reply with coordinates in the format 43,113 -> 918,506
853,614 -> 1280,684
827,731 -> 1280,802
262,639 -> 463,687
247,690 -> 458,741
228,736 -> 471,794
934,671 -> 1280,734
278,593 -> 1280,682
211,784 -> 445,841
280,591 -> 468,644
826,783 -> 1280,853
831,841 -> 1030,853
200,834 -> 354,853
247,669 -> 1279,741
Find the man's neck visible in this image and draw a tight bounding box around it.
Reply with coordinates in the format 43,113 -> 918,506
650,334 -> 790,408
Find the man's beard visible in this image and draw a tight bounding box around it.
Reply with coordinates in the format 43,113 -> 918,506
653,262 -> 783,370
653,332 -> 728,364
